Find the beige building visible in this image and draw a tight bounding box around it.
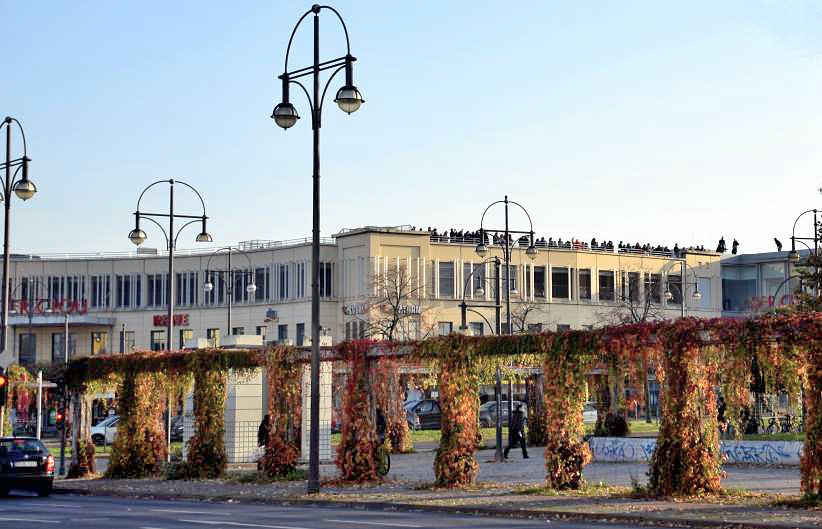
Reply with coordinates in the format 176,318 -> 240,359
2,226 -> 722,368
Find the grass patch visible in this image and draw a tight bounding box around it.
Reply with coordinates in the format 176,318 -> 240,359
774,494 -> 822,509
518,481 -> 632,497
741,432 -> 804,442
227,469 -> 308,484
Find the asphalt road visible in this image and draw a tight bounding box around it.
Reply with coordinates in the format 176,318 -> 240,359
0,492 -> 666,529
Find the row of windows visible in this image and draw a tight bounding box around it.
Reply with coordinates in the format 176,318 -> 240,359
13,264 -> 335,311
434,262 -> 709,306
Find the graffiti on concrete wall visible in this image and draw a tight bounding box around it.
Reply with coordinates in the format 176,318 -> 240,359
588,437 -> 802,465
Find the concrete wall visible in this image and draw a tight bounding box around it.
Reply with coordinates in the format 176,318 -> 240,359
589,437 -> 803,465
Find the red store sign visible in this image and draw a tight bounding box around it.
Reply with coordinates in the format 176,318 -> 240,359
153,314 -> 190,326
11,298 -> 88,315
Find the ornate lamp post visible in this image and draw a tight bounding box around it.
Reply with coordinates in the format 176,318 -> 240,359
0,117 -> 37,359
203,246 -> 257,337
127,179 -> 212,350
272,4 -> 364,494
788,209 -> 820,297
474,196 -> 537,462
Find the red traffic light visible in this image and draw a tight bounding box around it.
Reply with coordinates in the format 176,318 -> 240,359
55,412 -> 64,422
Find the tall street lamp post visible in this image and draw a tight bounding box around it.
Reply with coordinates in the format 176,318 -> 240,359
474,196 -> 537,463
127,179 -> 213,350
788,209 -> 820,296
0,117 -> 37,360
272,4 -> 364,494
203,246 -> 257,337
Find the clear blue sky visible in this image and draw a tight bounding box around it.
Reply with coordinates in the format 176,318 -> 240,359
3,1 -> 822,254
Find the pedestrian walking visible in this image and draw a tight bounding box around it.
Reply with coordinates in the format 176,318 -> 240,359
504,404 -> 529,459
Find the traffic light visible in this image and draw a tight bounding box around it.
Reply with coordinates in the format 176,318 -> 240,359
55,411 -> 64,423
0,373 -> 8,404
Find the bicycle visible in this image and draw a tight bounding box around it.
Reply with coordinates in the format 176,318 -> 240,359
376,439 -> 391,477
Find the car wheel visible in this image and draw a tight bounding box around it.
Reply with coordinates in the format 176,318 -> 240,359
92,434 -> 104,445
37,483 -> 52,497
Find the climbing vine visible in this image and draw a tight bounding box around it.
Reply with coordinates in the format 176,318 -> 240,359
335,340 -> 378,482
259,345 -> 302,477
373,356 -> 412,453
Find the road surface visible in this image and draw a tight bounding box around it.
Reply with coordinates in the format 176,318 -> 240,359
0,492 -> 670,528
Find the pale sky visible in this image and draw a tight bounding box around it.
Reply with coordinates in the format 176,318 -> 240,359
2,1 -> 822,255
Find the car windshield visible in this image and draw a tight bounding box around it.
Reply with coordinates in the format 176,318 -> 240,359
0,438 -> 45,455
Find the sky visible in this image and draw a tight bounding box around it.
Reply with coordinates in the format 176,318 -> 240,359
2,1 -> 822,255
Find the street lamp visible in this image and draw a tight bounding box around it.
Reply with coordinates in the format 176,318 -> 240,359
203,246 -> 257,338
788,209 -> 820,296
0,117 -> 37,358
128,179 -> 212,351
475,195 -> 537,336
272,3 -> 363,494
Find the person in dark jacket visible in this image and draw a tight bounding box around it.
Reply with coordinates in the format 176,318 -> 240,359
257,414 -> 270,447
504,404 -> 529,459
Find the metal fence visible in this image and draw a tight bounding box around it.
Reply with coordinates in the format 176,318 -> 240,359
182,417 -> 263,464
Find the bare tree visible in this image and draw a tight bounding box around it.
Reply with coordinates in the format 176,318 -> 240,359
355,263 -> 435,342
509,295 -> 547,334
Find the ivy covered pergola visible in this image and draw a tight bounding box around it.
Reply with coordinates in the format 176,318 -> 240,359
65,312 -> 822,497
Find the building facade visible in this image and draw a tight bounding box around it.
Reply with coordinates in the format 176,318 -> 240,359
2,226 -> 723,368
721,250 -> 805,316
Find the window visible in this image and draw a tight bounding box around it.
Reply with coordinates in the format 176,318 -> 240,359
19,334 -> 36,367
116,275 -> 130,307
231,327 -> 244,336
579,269 -> 591,300
119,331 -> 135,353
52,333 -> 76,362
557,324 -> 571,331
179,329 -> 193,348
463,263 -> 485,298
696,277 -> 712,309
647,273 -> 661,303
761,262 -> 785,298
91,332 -> 107,355
296,323 -> 305,346
667,274 -> 682,304
623,272 -> 640,302
294,263 -> 305,299
90,275 -> 110,309
722,266 -> 756,311
437,321 -> 453,336
320,262 -> 334,298
345,321 -> 352,340
469,322 -> 484,336
599,270 -> 615,301
278,264 -> 290,300
255,267 -> 268,302
278,324 -> 288,342
503,265 -> 517,294
147,273 -> 167,308
552,267 -> 569,299
438,262 -> 454,298
175,272 -> 198,306
528,323 -> 543,334
150,330 -> 166,351
256,326 -> 267,340
534,266 -> 546,298
206,328 -> 220,347
203,272 -> 225,306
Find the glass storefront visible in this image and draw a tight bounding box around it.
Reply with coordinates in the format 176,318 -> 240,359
722,266 -> 756,312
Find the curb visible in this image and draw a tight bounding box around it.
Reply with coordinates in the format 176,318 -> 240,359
53,486 -> 817,529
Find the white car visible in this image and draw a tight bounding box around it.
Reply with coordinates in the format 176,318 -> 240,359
91,415 -> 119,445
583,403 -> 598,423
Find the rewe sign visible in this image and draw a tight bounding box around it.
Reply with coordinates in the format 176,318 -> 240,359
11,298 -> 88,315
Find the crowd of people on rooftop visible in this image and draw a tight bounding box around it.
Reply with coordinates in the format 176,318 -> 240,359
421,227 -> 709,258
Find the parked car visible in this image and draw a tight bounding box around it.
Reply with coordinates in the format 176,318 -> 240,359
478,401 -> 527,427
170,415 -> 184,442
0,437 -> 55,497
91,415 -> 119,445
406,399 -> 441,430
583,403 -> 598,423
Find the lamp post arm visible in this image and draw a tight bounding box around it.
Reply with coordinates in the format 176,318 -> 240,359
792,209 -> 817,241
174,179 -> 209,217
283,5 -> 351,73
773,274 -> 803,302
1,117 -> 28,156
172,219 -> 204,246
506,199 -> 535,233
137,214 -> 170,247
319,64 -> 347,110
135,179 -> 172,212
478,200 -> 507,232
